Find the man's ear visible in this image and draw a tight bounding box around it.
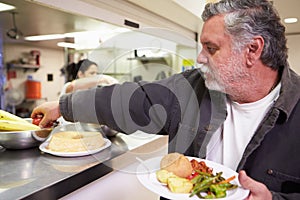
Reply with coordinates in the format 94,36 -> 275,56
246,36 -> 264,67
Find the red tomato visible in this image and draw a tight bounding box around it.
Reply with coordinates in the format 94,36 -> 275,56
45,121 -> 54,128
186,171 -> 199,180
32,118 -> 42,126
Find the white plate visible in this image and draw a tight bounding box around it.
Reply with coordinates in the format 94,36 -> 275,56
39,139 -> 111,157
136,156 -> 249,200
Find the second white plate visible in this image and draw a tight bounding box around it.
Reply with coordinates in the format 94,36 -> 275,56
39,139 -> 111,157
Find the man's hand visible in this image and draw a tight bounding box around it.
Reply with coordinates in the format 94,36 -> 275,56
31,101 -> 61,128
238,170 -> 272,200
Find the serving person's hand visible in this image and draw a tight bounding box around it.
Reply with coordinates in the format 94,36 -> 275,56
31,101 -> 61,128
238,170 -> 272,200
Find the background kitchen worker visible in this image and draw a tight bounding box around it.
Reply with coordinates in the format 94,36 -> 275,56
60,59 -> 118,96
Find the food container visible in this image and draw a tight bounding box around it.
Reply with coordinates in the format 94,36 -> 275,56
0,121 -> 118,150
53,122 -> 118,137
25,79 -> 41,99
0,128 -> 52,149
52,122 -> 118,137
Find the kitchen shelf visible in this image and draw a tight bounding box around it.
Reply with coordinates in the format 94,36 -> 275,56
127,56 -> 168,65
7,63 -> 40,72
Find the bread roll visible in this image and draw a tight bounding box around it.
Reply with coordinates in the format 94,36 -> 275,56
160,153 -> 193,178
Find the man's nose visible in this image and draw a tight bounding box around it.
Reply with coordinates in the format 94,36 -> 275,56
197,52 -> 208,64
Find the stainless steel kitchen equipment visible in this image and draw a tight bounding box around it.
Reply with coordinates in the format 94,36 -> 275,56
0,128 -> 52,149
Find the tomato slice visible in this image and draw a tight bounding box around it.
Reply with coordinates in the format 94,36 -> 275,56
32,118 -> 42,126
32,114 -> 54,128
186,171 -> 199,180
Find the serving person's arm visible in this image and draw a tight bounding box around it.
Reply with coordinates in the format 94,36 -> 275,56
65,75 -> 119,94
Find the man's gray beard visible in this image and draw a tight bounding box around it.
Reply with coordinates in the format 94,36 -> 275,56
200,65 -> 225,92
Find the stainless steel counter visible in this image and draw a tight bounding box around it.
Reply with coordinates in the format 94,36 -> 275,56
0,131 -> 167,200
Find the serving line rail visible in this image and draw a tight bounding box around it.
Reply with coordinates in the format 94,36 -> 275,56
0,131 -> 168,200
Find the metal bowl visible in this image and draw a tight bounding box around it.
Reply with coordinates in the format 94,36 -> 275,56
0,128 -> 52,149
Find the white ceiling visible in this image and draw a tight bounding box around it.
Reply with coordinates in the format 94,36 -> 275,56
0,0 -> 299,49
0,0 -> 122,49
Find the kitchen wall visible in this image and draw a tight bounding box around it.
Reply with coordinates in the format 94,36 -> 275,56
85,30 -> 198,82
287,35 -> 300,74
3,43 -> 65,113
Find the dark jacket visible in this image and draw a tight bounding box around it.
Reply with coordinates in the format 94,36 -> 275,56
60,65 -> 300,199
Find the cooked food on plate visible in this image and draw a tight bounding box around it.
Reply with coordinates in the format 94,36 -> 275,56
160,152 -> 193,178
47,131 -> 105,152
156,169 -> 193,193
156,153 -> 238,198
167,176 -> 194,194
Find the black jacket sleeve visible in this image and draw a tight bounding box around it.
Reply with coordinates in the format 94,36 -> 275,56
59,74 -> 185,134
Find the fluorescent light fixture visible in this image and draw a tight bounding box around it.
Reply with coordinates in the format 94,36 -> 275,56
27,28 -> 132,49
284,17 -> 298,24
57,42 -> 78,49
25,31 -> 95,41
0,2 -> 15,12
25,34 -> 65,41
25,28 -> 131,42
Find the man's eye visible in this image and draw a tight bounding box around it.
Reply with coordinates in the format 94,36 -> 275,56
207,46 -> 217,54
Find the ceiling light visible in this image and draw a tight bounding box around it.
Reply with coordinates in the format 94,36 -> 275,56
284,17 -> 298,24
57,42 -> 78,49
0,2 -> 15,12
25,31 -> 94,41
25,34 -> 65,41
24,28 -> 131,42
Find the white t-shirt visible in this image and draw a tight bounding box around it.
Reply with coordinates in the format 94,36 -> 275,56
206,82 -> 281,170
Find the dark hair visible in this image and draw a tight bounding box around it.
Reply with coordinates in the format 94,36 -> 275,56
202,0 -> 288,70
77,59 -> 97,73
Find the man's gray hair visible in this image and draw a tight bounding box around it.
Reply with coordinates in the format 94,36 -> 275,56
202,0 -> 288,70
